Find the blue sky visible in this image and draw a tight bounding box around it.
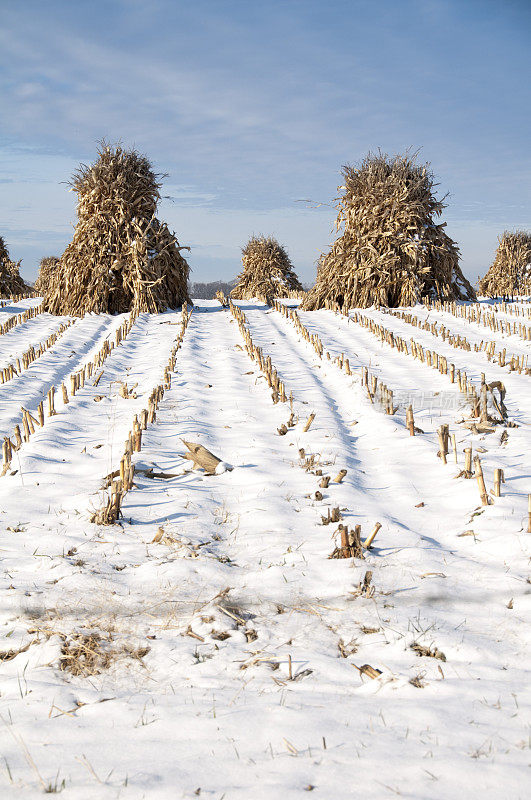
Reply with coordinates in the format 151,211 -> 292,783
1,0 -> 530,284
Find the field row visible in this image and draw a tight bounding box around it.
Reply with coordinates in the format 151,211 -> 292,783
0,298 -> 529,798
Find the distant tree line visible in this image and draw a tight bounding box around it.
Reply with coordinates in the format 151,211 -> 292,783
190,279 -> 236,298
190,279 -> 312,298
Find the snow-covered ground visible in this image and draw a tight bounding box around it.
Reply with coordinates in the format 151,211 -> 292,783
0,297 -> 529,799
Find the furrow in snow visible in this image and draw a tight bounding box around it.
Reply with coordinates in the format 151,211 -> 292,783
0,313 -> 69,366
0,313 -> 128,437
0,312 -> 182,519
295,306 -> 530,530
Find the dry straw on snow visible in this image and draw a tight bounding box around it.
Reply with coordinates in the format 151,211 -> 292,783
34,256 -> 60,295
302,152 -> 476,312
0,236 -> 29,297
231,236 -> 303,304
44,142 -> 191,316
479,231 -> 531,297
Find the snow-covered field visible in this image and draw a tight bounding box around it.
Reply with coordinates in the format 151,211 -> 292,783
0,296 -> 529,799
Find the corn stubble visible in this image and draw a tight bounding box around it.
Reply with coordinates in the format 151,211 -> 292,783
301,151 -> 476,312
43,142 -> 191,316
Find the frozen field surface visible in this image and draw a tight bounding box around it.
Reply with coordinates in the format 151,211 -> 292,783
0,296 -> 529,799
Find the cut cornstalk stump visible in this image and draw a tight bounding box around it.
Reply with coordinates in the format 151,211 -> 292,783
363,522 -> 382,549
451,433 -> 458,464
181,440 -> 230,475
437,424 -> 449,464
330,507 -> 341,523
474,456 -> 490,506
493,468 -> 505,497
406,405 -> 415,436
303,412 -> 316,432
330,524 -> 364,559
463,447 -> 473,478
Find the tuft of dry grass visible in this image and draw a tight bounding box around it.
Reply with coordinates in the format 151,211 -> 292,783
409,672 -> 428,688
410,641 -> 446,661
59,631 -> 149,677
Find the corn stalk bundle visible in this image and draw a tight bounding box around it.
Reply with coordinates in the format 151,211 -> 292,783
231,236 -> 303,304
479,231 -> 531,297
43,142 -> 191,316
302,152 -> 476,312
0,236 -> 29,296
34,256 -> 60,295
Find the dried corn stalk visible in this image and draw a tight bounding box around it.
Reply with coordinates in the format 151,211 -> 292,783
302,151 -> 475,311
43,142 -> 191,316
0,236 -> 29,296
479,231 -> 531,297
34,256 -> 60,295
231,236 -> 303,304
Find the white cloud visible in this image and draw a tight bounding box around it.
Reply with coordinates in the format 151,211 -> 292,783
1,1 -> 529,284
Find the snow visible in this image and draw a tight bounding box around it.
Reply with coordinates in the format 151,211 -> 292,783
0,297 -> 529,799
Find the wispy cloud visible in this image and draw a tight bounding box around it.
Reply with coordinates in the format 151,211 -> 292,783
0,0 -> 529,280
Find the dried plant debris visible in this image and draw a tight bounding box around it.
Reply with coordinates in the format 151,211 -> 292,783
210,630 -> 231,641
330,525 -> 364,559
355,663 -> 382,680
301,151 -> 475,312
338,637 -> 358,657
43,141 -> 191,316
350,570 -> 375,598
0,235 -> 30,296
117,381 -> 138,399
410,672 -> 428,688
34,256 -> 60,294
479,230 -> 531,296
410,642 -> 446,661
0,641 -> 32,662
231,235 -> 303,304
322,507 -> 342,526
59,631 -> 149,677
290,668 -> 313,682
